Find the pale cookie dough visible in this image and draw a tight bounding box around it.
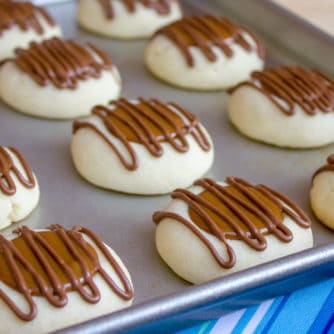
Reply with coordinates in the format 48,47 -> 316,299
0,38 -> 121,119
77,0 -> 182,39
71,97 -> 214,195
0,1 -> 61,61
145,15 -> 264,90
0,146 -> 39,230
153,177 -> 313,284
228,66 -> 334,148
0,225 -> 134,334
310,155 -> 334,229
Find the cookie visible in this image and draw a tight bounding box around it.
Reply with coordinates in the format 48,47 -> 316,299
144,15 -> 265,90
0,225 -> 134,333
153,177 -> 313,284
310,155 -> 334,229
77,0 -> 182,39
0,38 -> 121,119
0,1 -> 61,61
227,66 -> 334,148
71,97 -> 214,195
0,146 -> 39,230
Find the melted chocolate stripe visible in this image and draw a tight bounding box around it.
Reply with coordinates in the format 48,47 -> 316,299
98,0 -> 173,19
0,225 -> 133,321
14,38 -> 112,89
153,177 -> 311,269
0,147 -> 35,196
154,15 -> 264,67
73,98 -> 211,171
229,67 -> 334,115
313,154 -> 334,179
0,2 -> 55,36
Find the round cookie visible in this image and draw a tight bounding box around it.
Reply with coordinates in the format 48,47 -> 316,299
0,1 -> 61,61
144,15 -> 265,90
0,146 -> 39,230
227,66 -> 334,148
153,177 -> 313,284
310,155 -> 334,229
71,97 -> 214,195
77,0 -> 182,39
0,225 -> 134,333
0,37 -> 121,119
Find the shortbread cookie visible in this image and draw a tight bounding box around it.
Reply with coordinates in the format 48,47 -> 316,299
0,146 -> 39,230
310,155 -> 334,229
71,97 -> 214,195
228,66 -> 334,148
145,15 -> 265,90
0,1 -> 61,61
153,177 -> 313,284
77,0 -> 182,39
0,225 -> 134,333
0,38 -> 121,119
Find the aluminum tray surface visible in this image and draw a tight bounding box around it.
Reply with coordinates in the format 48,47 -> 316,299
1,0 -> 334,333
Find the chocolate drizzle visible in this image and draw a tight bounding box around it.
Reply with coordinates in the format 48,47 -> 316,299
153,177 -> 311,269
73,97 -> 211,170
0,146 -> 35,196
228,66 -> 334,115
0,2 -> 55,36
0,225 -> 133,321
313,154 -> 334,179
99,0 -> 173,19
14,37 -> 113,89
153,15 -> 265,67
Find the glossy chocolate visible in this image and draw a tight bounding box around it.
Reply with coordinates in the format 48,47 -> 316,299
153,177 -> 311,268
0,146 -> 35,196
14,37 -> 112,89
313,154 -> 334,179
0,225 -> 133,321
153,15 -> 265,67
99,0 -> 174,19
0,2 -> 55,36
229,66 -> 334,115
73,97 -> 211,170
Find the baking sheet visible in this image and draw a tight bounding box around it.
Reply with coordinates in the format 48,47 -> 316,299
1,0 -> 334,333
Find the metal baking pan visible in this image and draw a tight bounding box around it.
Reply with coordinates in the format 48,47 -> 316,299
1,0 -> 334,333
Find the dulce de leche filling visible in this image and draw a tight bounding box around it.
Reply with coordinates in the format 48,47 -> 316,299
153,177 -> 311,269
0,225 -> 133,321
0,2 -> 55,36
99,0 -> 174,19
154,15 -> 265,67
73,98 -> 211,170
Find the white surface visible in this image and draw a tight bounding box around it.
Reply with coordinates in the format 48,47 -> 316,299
0,61 -> 121,119
0,12 -> 61,61
0,147 -> 40,230
145,33 -> 264,90
0,229 -> 133,334
77,0 -> 182,39
155,182 -> 314,284
228,85 -> 334,148
71,107 -> 214,195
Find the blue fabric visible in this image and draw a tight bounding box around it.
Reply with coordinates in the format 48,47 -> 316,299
176,278 -> 334,334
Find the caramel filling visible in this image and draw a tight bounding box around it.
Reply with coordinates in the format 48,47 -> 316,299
189,186 -> 283,240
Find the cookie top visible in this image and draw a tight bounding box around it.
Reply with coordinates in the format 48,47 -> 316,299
0,1 -> 56,36
0,146 -> 36,196
99,0 -> 175,18
153,177 -> 311,268
73,97 -> 212,170
228,66 -> 334,115
313,154 -> 334,179
152,15 -> 265,67
0,225 -> 134,321
12,37 -> 113,89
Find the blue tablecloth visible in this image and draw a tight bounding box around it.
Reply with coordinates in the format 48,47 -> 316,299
177,278 -> 334,334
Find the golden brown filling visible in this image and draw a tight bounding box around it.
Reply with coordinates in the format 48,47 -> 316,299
0,231 -> 98,295
189,185 -> 284,240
